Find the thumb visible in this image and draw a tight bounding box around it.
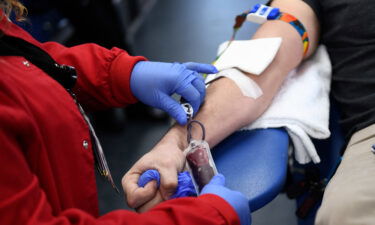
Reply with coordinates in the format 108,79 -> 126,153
208,174 -> 226,186
159,93 -> 187,125
183,62 -> 218,74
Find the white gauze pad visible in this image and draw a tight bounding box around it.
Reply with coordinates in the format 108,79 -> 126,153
205,68 -> 263,99
214,37 -> 282,75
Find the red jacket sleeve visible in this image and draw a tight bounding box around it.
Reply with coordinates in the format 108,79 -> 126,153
40,41 -> 146,109
2,17 -> 146,109
0,126 -> 239,225
0,143 -> 239,225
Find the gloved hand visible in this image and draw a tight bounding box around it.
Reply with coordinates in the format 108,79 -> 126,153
130,61 -> 218,125
201,174 -> 251,225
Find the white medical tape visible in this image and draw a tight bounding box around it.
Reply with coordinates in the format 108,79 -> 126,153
214,37 -> 282,76
205,68 -> 263,99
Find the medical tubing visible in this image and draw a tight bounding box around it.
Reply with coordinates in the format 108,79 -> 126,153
187,120 -> 206,144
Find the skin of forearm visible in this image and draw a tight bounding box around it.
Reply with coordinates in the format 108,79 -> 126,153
159,0 -> 320,151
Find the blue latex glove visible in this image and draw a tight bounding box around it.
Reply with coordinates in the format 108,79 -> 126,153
201,174 -> 251,225
138,169 -> 161,188
138,169 -> 197,199
130,61 -> 218,125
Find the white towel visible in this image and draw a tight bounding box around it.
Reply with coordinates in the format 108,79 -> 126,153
242,45 -> 332,164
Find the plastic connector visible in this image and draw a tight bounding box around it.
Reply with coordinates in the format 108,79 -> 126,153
246,4 -> 280,24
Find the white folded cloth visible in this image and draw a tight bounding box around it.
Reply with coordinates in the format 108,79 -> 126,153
242,45 -> 332,164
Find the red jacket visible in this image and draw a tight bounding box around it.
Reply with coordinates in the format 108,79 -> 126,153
0,14 -> 240,225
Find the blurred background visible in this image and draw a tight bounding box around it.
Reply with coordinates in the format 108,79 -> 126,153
19,0 -> 298,224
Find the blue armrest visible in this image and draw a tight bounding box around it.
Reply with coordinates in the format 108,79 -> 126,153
212,128 -> 289,211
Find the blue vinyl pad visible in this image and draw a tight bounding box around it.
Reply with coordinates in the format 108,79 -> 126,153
212,128 -> 289,211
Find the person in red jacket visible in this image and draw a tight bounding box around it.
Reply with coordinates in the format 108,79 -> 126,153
0,1 -> 250,225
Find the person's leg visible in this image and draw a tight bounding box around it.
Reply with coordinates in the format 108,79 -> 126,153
315,124 -> 375,225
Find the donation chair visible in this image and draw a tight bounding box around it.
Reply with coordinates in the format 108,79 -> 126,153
213,128 -> 289,212
212,103 -> 344,225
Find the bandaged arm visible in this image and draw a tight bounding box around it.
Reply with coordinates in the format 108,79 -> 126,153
124,0 -> 321,212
